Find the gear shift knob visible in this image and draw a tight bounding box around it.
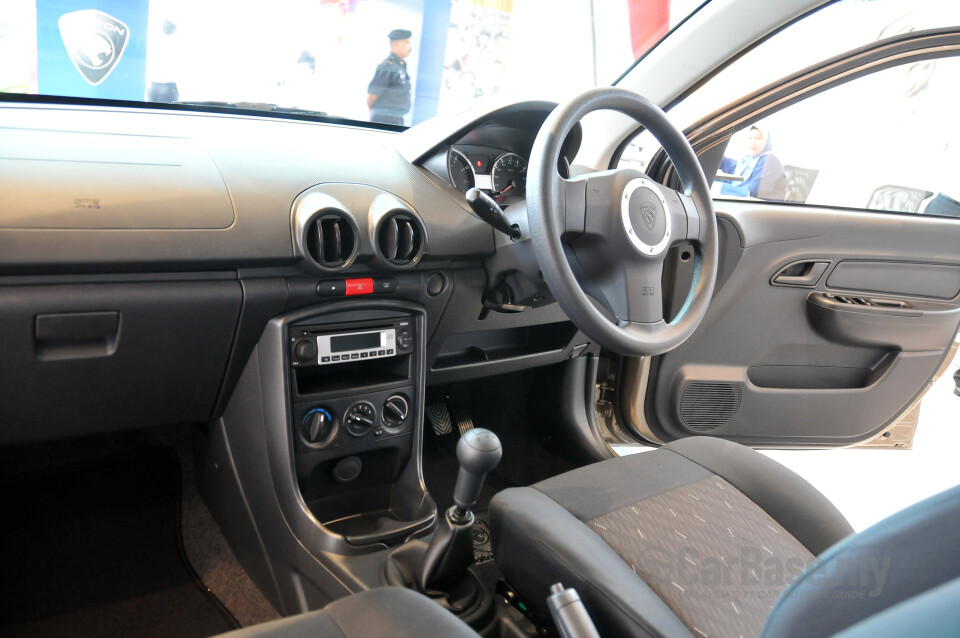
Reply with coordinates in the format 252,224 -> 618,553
453,428 -> 502,512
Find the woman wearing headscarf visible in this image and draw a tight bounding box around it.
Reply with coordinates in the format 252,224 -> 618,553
719,125 -> 786,200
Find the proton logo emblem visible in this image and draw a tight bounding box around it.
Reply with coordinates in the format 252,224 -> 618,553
641,203 -> 657,231
58,10 -> 130,86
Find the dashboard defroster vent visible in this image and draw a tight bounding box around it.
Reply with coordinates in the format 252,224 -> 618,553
376,212 -> 425,267
679,381 -> 741,432
307,213 -> 356,268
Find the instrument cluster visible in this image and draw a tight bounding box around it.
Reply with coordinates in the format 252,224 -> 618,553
446,145 -> 528,200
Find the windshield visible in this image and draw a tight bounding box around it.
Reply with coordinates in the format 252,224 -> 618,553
2,0 -> 707,127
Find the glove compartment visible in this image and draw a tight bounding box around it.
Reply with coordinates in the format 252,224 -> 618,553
0,279 -> 241,443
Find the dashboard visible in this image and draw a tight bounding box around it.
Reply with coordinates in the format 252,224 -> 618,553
0,98 -> 595,445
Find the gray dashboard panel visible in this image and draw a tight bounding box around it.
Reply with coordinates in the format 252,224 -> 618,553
0,104 -> 492,269
0,127 -> 235,229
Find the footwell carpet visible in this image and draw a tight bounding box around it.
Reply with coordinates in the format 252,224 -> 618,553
0,448 -> 238,637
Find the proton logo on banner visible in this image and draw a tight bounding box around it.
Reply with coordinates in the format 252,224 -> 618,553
58,10 -> 130,86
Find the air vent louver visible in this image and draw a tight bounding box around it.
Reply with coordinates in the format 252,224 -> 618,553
377,213 -> 423,266
679,381 -> 741,432
305,213 -> 356,268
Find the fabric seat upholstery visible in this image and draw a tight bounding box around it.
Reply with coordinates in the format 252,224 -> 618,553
489,437 -> 855,637
215,587 -> 480,638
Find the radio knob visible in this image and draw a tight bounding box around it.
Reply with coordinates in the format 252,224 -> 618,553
382,395 -> 409,428
294,339 -> 317,362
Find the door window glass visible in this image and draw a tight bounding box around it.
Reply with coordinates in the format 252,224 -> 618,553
670,0 -> 960,134
713,56 -> 960,217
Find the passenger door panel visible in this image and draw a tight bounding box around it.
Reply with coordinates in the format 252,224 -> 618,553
642,203 -> 960,446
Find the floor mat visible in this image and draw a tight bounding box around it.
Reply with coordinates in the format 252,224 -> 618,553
0,447 -> 238,638
472,509 -> 493,562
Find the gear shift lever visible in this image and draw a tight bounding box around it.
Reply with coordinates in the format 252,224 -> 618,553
453,428 -> 503,516
418,429 -> 502,592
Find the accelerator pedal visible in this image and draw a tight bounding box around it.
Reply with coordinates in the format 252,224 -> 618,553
456,411 -> 475,436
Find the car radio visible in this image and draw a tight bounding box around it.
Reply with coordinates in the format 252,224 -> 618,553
290,320 -> 414,366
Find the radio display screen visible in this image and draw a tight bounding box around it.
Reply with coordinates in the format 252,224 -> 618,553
330,332 -> 381,352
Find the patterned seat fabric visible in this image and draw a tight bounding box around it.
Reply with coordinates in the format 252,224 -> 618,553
493,438 -> 960,638
490,437 -> 855,638
588,475 -> 813,638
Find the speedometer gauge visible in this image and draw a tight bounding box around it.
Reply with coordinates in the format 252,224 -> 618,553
447,148 -> 476,193
491,152 -> 527,197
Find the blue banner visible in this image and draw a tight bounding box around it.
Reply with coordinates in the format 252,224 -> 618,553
412,0 -> 451,125
37,0 -> 149,100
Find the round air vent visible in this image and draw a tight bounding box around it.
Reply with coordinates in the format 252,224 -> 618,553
679,381 -> 741,432
376,211 -> 425,267
304,211 -> 358,270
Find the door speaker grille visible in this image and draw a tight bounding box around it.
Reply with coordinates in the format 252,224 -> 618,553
680,382 -> 741,432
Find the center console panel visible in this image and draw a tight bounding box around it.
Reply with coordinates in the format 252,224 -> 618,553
287,313 -> 433,545
198,300 -> 436,615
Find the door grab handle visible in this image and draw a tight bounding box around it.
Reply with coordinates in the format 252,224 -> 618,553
772,261 -> 830,287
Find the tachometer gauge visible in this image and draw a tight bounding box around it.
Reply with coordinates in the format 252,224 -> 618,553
491,152 -> 527,197
447,148 -> 476,193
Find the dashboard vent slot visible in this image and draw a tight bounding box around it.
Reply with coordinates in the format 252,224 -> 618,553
306,213 -> 356,268
378,213 -> 423,266
680,381 -> 741,432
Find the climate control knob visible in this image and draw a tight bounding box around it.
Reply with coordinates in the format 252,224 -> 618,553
382,394 -> 409,430
344,401 -> 377,437
302,407 -> 335,445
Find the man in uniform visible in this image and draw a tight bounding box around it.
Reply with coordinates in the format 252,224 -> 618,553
366,29 -> 413,125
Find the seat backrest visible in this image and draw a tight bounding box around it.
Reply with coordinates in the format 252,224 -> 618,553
831,576 -> 960,638
761,483 -> 960,638
783,164 -> 819,203
866,184 -> 934,212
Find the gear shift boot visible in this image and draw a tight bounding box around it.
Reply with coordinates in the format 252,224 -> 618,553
384,428 -> 502,619
418,506 -> 475,591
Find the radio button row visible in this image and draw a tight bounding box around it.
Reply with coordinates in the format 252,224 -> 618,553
320,350 -> 399,364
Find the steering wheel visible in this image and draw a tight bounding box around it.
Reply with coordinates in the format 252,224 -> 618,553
527,88 -> 718,356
